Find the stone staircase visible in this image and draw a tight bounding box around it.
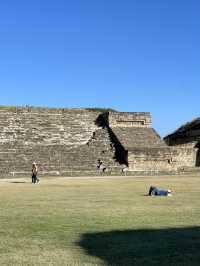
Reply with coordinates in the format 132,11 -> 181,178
0,107 -> 179,177
0,108 -> 100,147
0,129 -> 122,176
0,108 -> 122,177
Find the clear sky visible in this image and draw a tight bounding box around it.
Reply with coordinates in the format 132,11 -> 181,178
0,0 -> 199,137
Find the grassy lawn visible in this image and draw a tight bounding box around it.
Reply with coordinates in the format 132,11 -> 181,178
0,175 -> 200,266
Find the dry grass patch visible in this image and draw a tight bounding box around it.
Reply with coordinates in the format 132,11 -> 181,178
0,175 -> 200,265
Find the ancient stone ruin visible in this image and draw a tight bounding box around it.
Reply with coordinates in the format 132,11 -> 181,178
164,118 -> 200,170
108,112 -> 173,172
0,106 -> 199,177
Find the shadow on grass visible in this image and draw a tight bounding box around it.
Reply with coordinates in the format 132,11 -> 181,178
9,181 -> 27,184
78,227 -> 200,266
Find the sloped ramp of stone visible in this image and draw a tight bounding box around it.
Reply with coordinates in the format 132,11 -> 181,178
110,127 -> 173,172
111,127 -> 168,150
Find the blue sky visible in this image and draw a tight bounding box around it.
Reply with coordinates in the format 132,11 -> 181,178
0,0 -> 199,137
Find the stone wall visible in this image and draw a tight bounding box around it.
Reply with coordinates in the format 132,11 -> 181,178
169,143 -> 198,169
164,118 -> 200,169
1,106 -> 195,177
109,113 -> 176,172
108,112 -> 151,128
128,148 -> 175,172
0,107 -> 122,177
0,107 -> 99,147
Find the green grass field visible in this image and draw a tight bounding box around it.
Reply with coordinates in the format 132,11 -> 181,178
0,175 -> 200,266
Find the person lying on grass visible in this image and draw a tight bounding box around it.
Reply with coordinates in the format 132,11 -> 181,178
148,186 -> 172,196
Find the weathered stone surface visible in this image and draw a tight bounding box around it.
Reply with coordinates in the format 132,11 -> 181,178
0,108 -> 99,146
111,127 -> 167,149
109,122 -> 174,171
164,118 -> 200,169
0,107 -> 122,176
109,112 -> 151,128
1,106 -> 197,177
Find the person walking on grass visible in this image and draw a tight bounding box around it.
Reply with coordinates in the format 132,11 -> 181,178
32,162 -> 39,184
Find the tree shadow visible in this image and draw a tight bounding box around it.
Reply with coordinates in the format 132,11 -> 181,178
78,227 -> 200,266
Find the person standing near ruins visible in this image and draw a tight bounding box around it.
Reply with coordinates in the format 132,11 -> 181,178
31,162 -> 39,184
97,159 -> 106,172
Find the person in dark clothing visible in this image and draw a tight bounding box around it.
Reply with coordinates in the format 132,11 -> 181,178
32,162 -> 39,184
148,186 -> 172,196
97,159 -> 106,172
148,186 -> 156,196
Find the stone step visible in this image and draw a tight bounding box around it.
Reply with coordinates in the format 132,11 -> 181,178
0,111 -> 124,177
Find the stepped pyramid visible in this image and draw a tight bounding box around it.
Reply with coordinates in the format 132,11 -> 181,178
0,106 -> 178,177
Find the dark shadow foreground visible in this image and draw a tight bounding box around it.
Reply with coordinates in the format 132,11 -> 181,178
78,227 -> 200,266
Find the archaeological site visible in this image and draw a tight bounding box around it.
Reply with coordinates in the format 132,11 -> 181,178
0,106 -> 199,177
